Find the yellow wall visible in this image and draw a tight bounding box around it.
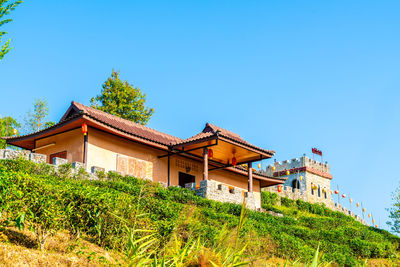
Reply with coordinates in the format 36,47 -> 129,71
35,128 -> 83,163
87,128 -> 169,182
86,127 -> 259,193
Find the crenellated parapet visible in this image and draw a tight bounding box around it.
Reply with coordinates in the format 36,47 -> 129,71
264,156 -> 331,178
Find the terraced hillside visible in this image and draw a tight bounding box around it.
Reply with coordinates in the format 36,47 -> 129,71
0,158 -> 398,266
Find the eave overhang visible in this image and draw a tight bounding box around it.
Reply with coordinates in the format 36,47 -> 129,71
4,112 -> 170,151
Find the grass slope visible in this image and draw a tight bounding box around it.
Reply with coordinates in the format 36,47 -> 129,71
0,158 -> 398,266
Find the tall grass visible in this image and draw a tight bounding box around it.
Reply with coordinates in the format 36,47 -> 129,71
121,192 -> 252,266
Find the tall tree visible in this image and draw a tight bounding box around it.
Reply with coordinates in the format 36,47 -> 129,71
24,99 -> 55,133
0,115 -> 20,148
388,188 -> 400,234
91,70 -> 154,125
0,0 -> 22,61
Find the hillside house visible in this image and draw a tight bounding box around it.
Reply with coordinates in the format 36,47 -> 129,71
4,102 -> 285,209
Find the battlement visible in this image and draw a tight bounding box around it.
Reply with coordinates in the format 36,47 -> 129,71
265,156 -> 330,176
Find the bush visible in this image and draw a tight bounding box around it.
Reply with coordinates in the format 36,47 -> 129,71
57,163 -> 73,179
261,191 -> 279,206
261,204 -> 282,214
281,197 -> 296,208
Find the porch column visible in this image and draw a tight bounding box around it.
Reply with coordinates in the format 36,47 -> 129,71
167,153 -> 170,187
83,134 -> 88,168
248,162 -> 253,193
203,147 -> 208,180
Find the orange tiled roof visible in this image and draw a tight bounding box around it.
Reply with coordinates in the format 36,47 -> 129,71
63,102 -> 274,156
7,101 -> 274,157
173,122 -> 274,156
64,102 -> 183,146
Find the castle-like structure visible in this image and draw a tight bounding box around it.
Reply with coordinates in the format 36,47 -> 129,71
262,155 -> 334,209
261,155 -> 367,225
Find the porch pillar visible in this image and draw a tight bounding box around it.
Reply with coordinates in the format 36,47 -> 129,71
167,153 -> 170,187
248,162 -> 253,193
203,147 -> 208,180
83,134 -> 88,168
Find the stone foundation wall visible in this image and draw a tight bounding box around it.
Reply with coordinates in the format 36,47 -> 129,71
263,184 -> 308,202
0,149 -> 106,180
186,179 -> 258,210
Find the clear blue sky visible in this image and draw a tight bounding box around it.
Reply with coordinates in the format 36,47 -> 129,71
1,0 -> 399,230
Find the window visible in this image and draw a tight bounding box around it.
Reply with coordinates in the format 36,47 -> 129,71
49,151 -> 67,164
318,186 -> 321,198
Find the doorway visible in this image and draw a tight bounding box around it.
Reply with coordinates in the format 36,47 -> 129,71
292,179 -> 300,192
179,172 -> 195,188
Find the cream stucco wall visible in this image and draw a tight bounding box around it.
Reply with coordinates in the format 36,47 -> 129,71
35,128 -> 83,163
86,127 -> 260,193
86,128 -> 169,183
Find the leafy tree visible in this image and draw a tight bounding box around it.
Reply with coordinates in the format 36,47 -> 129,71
91,70 -> 154,125
44,121 -> 55,128
0,0 -> 22,61
0,115 -> 20,148
24,99 -> 55,133
387,187 -> 400,234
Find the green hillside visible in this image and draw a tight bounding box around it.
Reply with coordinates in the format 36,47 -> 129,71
0,158 -> 398,266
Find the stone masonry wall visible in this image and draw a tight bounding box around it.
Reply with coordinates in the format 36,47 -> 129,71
263,184 -> 366,225
186,179 -> 258,210
306,171 -> 332,207
263,185 -> 308,202
0,149 -> 107,179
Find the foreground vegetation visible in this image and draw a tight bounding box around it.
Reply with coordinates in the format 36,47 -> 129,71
0,158 -> 398,266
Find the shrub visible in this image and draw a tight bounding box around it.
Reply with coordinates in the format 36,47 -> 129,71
261,204 -> 282,214
261,191 -> 280,206
296,199 -> 311,211
281,197 -> 296,208
107,170 -> 123,180
57,163 -> 73,179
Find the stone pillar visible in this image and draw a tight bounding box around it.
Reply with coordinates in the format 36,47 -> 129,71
248,162 -> 253,193
203,147 -> 208,180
